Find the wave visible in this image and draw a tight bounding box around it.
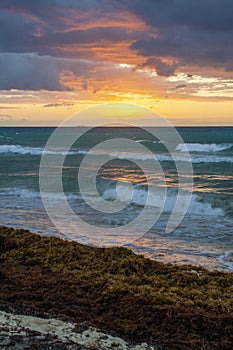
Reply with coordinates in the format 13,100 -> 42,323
1,144 -> 233,164
191,155 -> 233,163
135,139 -> 148,143
0,188 -> 40,198
176,143 -> 233,153
3,183 -> 228,217
78,149 -> 233,164
96,178 -> 232,217
218,251 -> 233,272
102,185 -> 225,216
0,144 -> 45,155
135,139 -> 164,144
0,144 -> 76,156
98,180 -> 228,216
0,187 -> 81,203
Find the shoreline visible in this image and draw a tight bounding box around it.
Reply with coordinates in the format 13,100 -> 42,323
4,223 -> 231,273
1,226 -> 233,349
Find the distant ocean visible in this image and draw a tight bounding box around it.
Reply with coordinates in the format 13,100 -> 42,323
0,126 -> 233,271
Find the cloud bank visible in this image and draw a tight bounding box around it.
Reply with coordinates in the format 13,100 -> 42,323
0,0 -> 232,91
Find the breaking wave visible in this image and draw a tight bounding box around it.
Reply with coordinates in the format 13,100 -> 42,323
1,144 -> 233,163
176,143 -> 233,153
0,144 -> 76,155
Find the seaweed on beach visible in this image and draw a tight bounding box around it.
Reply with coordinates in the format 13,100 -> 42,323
0,226 -> 233,349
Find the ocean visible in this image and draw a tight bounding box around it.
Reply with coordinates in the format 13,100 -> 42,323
0,126 -> 233,271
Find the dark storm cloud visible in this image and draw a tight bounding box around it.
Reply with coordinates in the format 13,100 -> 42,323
138,57 -> 179,77
41,26 -> 141,46
0,0 -> 103,11
0,53 -> 68,90
0,53 -> 95,91
128,0 -> 233,31
0,0 -> 144,90
0,0 -> 233,89
0,2 -> 143,57
131,29 -> 233,74
0,10 -> 41,53
129,0 -> 233,75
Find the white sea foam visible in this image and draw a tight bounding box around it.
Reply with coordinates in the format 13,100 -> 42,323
135,139 -> 148,143
1,144 -> 233,163
190,155 -> 233,163
103,187 -> 164,208
218,251 -> 233,271
102,186 -> 224,216
0,188 -> 40,199
2,184 -> 224,217
0,144 -> 75,155
0,144 -> 44,155
135,139 -> 164,144
1,187 -> 80,202
176,143 -> 233,153
77,149 -> 233,164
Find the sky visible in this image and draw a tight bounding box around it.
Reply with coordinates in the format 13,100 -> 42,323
0,0 -> 233,126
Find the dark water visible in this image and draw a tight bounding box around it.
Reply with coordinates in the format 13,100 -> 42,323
0,126 -> 233,270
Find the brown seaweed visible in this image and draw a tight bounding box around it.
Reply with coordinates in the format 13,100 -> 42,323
1,226 -> 233,349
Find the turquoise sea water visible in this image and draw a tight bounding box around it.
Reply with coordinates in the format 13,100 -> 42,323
0,126 -> 233,270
